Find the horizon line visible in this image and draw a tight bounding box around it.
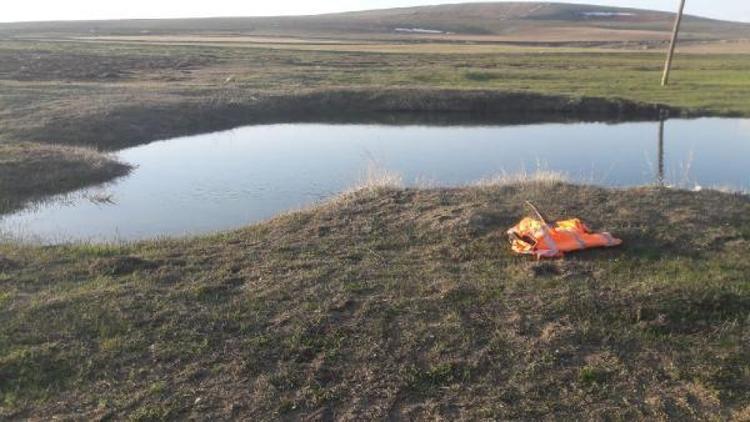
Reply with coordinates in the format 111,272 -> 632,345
1,1 -> 749,25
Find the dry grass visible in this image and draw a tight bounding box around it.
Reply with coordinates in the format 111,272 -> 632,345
474,169 -> 571,187
352,163 -> 404,192
82,35 -> 354,45
72,37 -> 599,55
675,40 -> 750,55
78,25 -> 678,50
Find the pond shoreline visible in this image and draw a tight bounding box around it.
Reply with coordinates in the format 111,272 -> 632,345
4,117 -> 750,244
21,89 -> 695,151
1,88 -> 717,217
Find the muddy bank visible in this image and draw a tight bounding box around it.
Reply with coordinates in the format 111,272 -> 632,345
22,89 -> 688,151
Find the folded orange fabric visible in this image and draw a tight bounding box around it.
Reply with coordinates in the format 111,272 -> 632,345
508,216 -> 622,259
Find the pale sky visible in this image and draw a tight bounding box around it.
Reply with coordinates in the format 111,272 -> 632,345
2,0 -> 748,24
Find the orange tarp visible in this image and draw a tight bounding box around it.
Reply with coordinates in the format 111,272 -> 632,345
508,215 -> 622,259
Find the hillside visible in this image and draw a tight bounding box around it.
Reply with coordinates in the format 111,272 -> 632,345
2,2 -> 750,44
2,182 -> 750,419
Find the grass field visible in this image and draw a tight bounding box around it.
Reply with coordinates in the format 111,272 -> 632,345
1,9 -> 750,417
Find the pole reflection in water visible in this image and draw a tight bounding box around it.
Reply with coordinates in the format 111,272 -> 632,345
658,119 -> 665,186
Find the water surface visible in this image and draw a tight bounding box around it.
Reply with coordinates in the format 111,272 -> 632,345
2,118 -> 748,243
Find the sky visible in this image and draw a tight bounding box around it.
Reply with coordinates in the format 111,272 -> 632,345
1,0 -> 748,24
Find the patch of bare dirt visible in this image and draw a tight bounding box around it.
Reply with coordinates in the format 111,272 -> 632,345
89,256 -> 159,276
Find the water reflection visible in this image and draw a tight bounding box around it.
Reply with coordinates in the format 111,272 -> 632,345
658,119 -> 665,186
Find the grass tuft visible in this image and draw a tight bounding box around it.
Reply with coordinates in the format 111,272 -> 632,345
341,163 -> 404,197
474,168 -> 570,187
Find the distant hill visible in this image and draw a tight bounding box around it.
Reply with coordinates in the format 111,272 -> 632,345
2,2 -> 750,44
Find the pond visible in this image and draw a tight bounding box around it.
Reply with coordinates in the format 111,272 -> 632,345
2,117 -> 748,243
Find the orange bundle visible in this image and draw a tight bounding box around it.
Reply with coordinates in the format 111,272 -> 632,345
507,202 -> 622,259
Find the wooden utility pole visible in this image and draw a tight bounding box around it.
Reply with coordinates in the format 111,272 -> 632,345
661,0 -> 687,86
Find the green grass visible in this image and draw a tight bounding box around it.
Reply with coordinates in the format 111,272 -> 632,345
1,183 -> 749,419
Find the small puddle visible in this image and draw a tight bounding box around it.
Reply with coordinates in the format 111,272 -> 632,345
2,117 -> 749,243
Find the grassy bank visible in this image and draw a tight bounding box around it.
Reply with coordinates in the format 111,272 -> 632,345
1,182 -> 749,419
0,143 -> 130,215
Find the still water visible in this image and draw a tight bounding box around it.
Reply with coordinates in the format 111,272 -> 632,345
2,118 -> 748,243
